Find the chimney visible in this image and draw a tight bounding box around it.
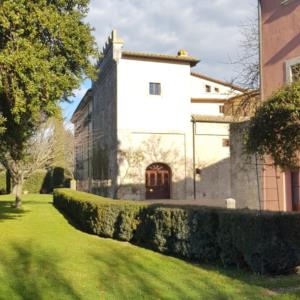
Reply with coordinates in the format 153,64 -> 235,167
177,49 -> 188,57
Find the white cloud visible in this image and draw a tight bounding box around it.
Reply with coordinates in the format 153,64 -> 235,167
87,0 -> 256,80
63,0 -> 257,120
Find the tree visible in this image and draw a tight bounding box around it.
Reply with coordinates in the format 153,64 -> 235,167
0,113 -> 74,194
232,12 -> 260,89
50,112 -> 74,176
23,113 -> 74,177
246,81 -> 300,170
0,0 -> 96,207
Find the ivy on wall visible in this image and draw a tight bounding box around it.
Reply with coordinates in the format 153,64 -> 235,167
246,81 -> 300,169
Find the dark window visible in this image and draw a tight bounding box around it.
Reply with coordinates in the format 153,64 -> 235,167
149,82 -> 161,95
205,85 -> 211,93
215,87 -> 220,93
291,64 -> 300,82
157,173 -> 162,185
219,105 -> 225,114
150,173 -> 155,186
222,139 -> 230,147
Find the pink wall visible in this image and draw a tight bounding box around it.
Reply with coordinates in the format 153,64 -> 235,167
261,0 -> 300,211
261,0 -> 300,98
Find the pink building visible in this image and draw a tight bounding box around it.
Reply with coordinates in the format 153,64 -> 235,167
259,0 -> 300,211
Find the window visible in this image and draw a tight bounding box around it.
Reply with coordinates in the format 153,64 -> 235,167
222,139 -> 230,147
215,87 -> 220,93
149,82 -> 161,95
291,64 -> 300,82
281,0 -> 294,5
219,105 -> 225,114
205,85 -> 211,93
285,57 -> 300,83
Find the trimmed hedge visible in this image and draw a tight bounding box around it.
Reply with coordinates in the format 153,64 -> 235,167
53,188 -> 300,275
23,170 -> 48,194
0,167 -> 71,195
0,172 -> 6,194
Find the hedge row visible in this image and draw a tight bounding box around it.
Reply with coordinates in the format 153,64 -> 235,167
0,167 -> 71,194
24,167 -> 71,194
0,172 -> 6,194
53,189 -> 300,275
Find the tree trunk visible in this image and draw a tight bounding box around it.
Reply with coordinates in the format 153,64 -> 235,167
12,172 -> 24,208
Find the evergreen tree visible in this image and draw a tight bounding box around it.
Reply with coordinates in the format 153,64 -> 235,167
0,0 -> 97,207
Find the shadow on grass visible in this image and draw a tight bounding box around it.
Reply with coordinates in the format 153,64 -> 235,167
53,204 -> 300,298
88,247 -> 266,300
0,201 -> 27,222
0,241 -> 82,300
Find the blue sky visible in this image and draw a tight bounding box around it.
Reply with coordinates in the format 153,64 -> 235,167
62,0 -> 256,123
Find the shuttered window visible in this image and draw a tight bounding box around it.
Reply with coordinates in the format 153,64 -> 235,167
149,82 -> 161,95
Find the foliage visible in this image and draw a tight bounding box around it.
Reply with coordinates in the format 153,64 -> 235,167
0,171 -> 6,194
0,0 -> 96,205
246,81 -> 300,169
23,170 -> 47,194
53,189 -> 300,275
22,167 -> 71,194
0,167 -> 71,194
3,194 -> 300,299
50,113 -> 74,174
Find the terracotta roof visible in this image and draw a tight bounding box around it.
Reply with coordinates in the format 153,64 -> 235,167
191,114 -> 249,123
227,90 -> 260,102
71,89 -> 92,123
122,51 -> 200,67
191,72 -> 245,92
191,98 -> 227,103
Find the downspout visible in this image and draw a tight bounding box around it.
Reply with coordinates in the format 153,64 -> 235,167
258,0 -> 263,102
192,120 -> 196,200
257,0 -> 263,210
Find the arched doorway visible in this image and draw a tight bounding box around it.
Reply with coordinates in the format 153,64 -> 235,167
145,163 -> 171,199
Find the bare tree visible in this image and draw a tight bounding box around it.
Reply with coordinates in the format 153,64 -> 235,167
0,116 -> 74,197
230,9 -> 260,90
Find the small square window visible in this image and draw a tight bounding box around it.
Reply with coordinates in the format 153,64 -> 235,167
222,139 -> 230,147
215,87 -> 220,93
205,85 -> 211,93
219,105 -> 224,114
149,82 -> 161,95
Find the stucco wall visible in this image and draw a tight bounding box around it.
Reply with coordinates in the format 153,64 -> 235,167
195,122 -> 231,200
261,0 -> 300,98
116,131 -> 187,200
117,58 -> 191,132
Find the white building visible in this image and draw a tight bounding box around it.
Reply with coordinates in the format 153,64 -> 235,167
72,30 -> 243,202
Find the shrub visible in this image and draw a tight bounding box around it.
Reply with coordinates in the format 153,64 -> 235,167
53,188 -> 300,275
23,170 -> 48,194
0,172 -> 6,194
23,167 -> 72,194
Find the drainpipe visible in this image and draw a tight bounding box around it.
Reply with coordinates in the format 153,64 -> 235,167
192,120 -> 196,200
258,0 -> 263,102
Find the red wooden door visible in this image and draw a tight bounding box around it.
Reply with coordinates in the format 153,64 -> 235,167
145,163 -> 171,199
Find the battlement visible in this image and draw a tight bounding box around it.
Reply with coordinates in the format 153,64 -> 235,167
101,29 -> 124,56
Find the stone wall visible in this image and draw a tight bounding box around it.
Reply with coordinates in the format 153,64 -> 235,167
230,121 -> 262,209
91,45 -> 118,198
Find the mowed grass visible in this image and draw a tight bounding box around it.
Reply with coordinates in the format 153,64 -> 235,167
0,195 -> 300,300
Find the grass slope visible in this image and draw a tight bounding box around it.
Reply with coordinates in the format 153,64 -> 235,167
0,195 -> 299,300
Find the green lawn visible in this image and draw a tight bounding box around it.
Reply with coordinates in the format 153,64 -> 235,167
0,195 -> 300,300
